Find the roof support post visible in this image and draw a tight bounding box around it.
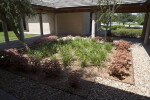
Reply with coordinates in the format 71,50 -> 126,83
2,21 -> 9,42
141,13 -> 149,41
109,16 -> 112,30
39,13 -> 44,36
144,13 -> 150,45
18,16 -> 24,41
91,12 -> 96,38
55,14 -> 58,35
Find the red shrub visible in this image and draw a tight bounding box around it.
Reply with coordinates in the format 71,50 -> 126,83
0,49 -> 21,68
42,60 -> 62,78
0,48 -> 30,72
115,40 -> 130,50
109,50 -> 132,78
106,37 -> 114,42
66,35 -> 73,39
68,71 -> 81,88
94,36 -> 104,41
94,36 -> 114,42
10,55 -> 29,72
33,35 -> 58,45
28,57 -> 42,73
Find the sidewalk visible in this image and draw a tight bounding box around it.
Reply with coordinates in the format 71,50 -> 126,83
0,89 -> 19,100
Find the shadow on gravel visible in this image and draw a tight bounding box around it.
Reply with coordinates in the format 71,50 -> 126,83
87,82 -> 150,100
143,44 -> 150,58
0,69 -> 150,100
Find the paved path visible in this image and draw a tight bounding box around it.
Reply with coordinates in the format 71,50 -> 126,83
0,35 -> 51,51
0,89 -> 19,100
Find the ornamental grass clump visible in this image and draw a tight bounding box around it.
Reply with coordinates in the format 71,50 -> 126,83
60,46 -> 74,66
104,42 -> 113,52
28,41 -> 58,58
42,60 -> 62,78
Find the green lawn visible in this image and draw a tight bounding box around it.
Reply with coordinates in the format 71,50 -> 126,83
0,31 -> 38,42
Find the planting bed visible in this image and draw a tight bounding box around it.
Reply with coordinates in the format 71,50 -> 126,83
0,36 -> 134,97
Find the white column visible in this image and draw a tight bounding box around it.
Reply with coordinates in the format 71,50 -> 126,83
55,14 -> 58,35
91,13 -> 96,38
144,13 -> 150,45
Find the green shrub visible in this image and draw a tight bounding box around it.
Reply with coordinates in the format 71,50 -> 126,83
111,25 -> 125,30
111,28 -> 142,38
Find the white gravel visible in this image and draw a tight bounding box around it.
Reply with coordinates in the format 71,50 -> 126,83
90,43 -> 150,99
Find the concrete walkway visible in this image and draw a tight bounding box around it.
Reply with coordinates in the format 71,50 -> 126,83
0,89 -> 19,100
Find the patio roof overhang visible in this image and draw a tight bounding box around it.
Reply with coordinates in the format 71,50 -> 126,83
33,0 -> 150,13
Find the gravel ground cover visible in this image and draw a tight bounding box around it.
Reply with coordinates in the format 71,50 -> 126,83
0,40 -> 150,100
89,43 -> 150,99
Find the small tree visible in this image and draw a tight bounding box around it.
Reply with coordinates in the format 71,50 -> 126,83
97,0 -> 122,41
117,13 -> 136,25
0,0 -> 36,51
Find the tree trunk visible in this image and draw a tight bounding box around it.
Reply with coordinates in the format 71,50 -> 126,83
0,16 -> 30,52
12,27 -> 30,52
104,22 -> 109,42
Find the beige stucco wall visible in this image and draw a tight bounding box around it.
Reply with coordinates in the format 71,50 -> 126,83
25,12 -> 91,36
25,13 -> 55,35
57,12 -> 90,36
